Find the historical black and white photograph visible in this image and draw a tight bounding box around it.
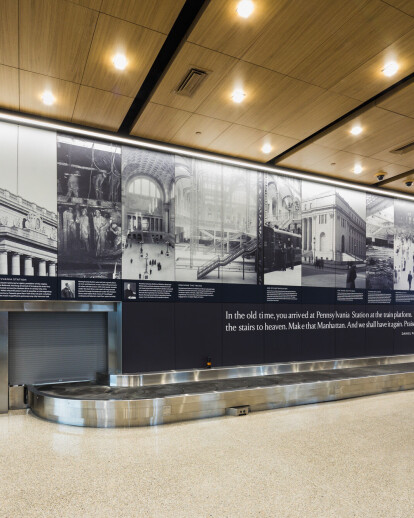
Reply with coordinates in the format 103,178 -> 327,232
57,135 -> 122,279
334,187 -> 366,289
394,199 -> 414,291
60,280 -> 75,299
264,174 -> 301,286
124,282 -> 136,300
366,194 -> 394,290
122,147 -> 175,281
0,123 -> 57,277
301,182 -> 337,287
175,157 -> 258,284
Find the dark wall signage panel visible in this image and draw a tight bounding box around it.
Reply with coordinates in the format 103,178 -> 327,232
1,122 -> 414,372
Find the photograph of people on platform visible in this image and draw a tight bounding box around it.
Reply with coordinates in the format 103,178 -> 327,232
301,183 -> 366,289
123,282 -> 136,300
264,174 -> 301,286
394,200 -> 414,291
60,280 -> 75,299
57,135 -> 122,278
366,194 -> 394,290
175,156 -> 258,284
122,147 -> 175,282
0,122 -> 57,278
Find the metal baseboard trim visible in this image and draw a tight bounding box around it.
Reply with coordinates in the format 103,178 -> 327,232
29,367 -> 414,428
98,354 -> 414,387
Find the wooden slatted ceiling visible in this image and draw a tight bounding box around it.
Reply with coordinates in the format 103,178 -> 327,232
132,0 -> 413,164
0,0 -> 183,130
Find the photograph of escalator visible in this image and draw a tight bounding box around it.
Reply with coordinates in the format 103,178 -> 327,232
175,156 -> 258,284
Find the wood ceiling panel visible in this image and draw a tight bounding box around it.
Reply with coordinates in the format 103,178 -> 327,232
330,29 -> 414,101
0,0 -> 18,67
19,0 -> 98,82
207,124 -> 297,161
235,76 -> 325,133
0,65 -> 19,110
287,1 -> 413,89
130,103 -> 191,141
284,150 -> 406,184
371,146 -> 414,168
100,0 -> 186,34
377,82 -> 414,118
81,14 -> 165,98
383,0 -> 414,17
384,177 -> 414,194
276,144 -> 337,168
19,70 -> 79,122
188,0 -> 285,59
171,114 -> 231,149
69,0 -> 102,10
195,61 -> 287,127
315,107 -> 403,151
242,0 -> 363,76
273,90 -> 359,141
72,86 -> 133,131
150,43 -> 238,112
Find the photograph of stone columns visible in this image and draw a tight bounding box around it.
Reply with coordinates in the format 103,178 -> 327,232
394,199 -> 414,291
57,135 -> 122,278
0,123 -> 57,278
264,174 -> 302,286
122,147 -> 175,281
301,182 -> 366,288
366,194 -> 394,290
175,157 -> 258,284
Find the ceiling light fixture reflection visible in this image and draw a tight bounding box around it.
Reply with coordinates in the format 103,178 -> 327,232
236,0 -> 254,18
382,61 -> 399,77
231,89 -> 246,103
41,91 -> 55,106
113,53 -> 128,70
350,125 -> 362,136
261,143 -> 272,154
353,164 -> 363,175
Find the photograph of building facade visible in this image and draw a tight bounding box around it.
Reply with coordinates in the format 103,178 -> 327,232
175,157 -> 258,283
122,147 -> 175,281
264,174 -> 302,286
366,194 -> 394,290
57,135 -> 122,279
301,184 -> 366,288
0,123 -> 57,277
394,199 -> 414,291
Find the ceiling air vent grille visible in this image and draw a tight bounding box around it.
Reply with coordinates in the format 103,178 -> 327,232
390,141 -> 414,155
175,68 -> 208,97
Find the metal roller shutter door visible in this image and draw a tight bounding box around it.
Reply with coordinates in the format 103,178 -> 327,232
8,312 -> 107,385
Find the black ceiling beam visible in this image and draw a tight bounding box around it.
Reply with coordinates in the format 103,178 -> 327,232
267,72 -> 414,165
118,0 -> 210,136
373,168 -> 414,187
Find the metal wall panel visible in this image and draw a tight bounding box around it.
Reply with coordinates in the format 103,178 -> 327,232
8,312 -> 107,385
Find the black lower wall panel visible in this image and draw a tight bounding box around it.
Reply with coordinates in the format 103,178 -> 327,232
222,304 -> 265,367
175,303 -> 222,369
264,304 -> 302,363
122,302 -> 175,373
365,305 -> 394,356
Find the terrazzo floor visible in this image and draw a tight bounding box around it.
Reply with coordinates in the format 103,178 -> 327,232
1,390 -> 413,518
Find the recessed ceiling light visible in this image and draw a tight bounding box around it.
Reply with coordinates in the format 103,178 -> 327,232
113,53 -> 128,70
41,91 -> 55,106
353,164 -> 363,175
231,89 -> 246,103
350,125 -> 362,136
261,143 -> 272,154
236,0 -> 254,18
382,61 -> 399,77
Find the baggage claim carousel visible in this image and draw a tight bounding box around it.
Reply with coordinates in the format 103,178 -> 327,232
28,354 -> 414,427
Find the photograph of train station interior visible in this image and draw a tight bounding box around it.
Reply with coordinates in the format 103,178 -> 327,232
1,1 -> 414,517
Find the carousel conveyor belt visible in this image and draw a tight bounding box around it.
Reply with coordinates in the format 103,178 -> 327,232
28,361 -> 414,428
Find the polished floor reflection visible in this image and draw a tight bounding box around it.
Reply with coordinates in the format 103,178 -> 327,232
1,391 -> 413,517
